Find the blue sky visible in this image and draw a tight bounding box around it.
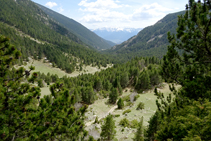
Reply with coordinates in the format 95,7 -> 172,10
31,0 -> 188,30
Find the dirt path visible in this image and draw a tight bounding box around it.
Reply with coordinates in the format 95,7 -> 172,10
85,105 -> 117,127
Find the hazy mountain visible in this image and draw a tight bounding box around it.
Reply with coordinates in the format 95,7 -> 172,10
104,11 -> 185,63
92,28 -> 142,44
37,4 -> 115,50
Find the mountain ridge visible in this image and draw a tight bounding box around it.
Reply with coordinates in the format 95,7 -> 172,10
104,10 -> 185,62
36,3 -> 115,50
92,28 -> 142,44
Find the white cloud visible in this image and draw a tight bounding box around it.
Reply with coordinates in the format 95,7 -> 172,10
58,7 -> 64,13
78,0 -> 130,23
78,0 -> 126,9
45,2 -> 58,8
132,3 -> 173,21
78,0 -> 174,29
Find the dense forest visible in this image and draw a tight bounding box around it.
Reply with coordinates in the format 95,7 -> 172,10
0,0 -> 111,72
1,0 -> 211,140
37,4 -> 115,50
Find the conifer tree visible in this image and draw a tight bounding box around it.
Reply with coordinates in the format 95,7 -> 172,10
0,35 -> 87,140
133,117 -> 144,141
146,0 -> 211,140
120,72 -> 129,88
117,98 -> 124,109
162,0 -> 211,100
100,114 -> 116,141
109,87 -> 118,104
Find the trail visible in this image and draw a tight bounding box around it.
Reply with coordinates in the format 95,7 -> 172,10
85,105 -> 117,127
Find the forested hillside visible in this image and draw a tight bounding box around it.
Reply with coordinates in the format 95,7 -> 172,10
0,0 -> 111,72
37,4 -> 115,50
36,56 -> 162,104
104,11 -> 185,63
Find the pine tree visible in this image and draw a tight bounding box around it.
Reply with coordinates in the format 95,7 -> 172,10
109,87 -> 118,104
100,114 -> 116,141
120,72 -> 129,88
161,0 -> 211,100
133,117 -> 144,141
146,0 -> 211,140
94,77 -> 103,91
136,70 -> 150,91
117,98 -> 124,109
0,35 -> 87,140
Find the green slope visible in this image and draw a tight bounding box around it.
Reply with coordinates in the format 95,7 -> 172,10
105,11 -> 185,63
0,0 -> 111,72
36,3 -> 115,50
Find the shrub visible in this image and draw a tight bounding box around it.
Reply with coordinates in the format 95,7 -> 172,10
125,101 -> 134,107
114,114 -> 120,118
119,118 -> 130,127
123,109 -> 131,115
136,102 -> 145,110
94,116 -> 99,124
122,95 -> 130,102
134,95 -> 140,101
130,119 -> 139,128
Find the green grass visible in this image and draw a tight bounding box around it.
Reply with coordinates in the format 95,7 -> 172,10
20,58 -> 112,97
85,84 -> 180,141
22,58 -> 112,78
40,86 -> 51,98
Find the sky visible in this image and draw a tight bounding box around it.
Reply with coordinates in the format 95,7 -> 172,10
31,0 -> 188,30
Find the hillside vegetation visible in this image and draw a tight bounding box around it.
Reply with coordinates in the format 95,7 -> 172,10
0,0 -> 111,73
104,11 -> 185,63
37,4 -> 115,50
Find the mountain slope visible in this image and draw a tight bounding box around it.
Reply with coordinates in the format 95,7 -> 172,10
0,0 -> 111,72
36,4 -> 115,50
105,11 -> 185,63
93,28 -> 142,44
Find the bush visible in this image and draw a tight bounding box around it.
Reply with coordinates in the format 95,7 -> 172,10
136,102 -> 145,110
130,119 -> 139,128
114,114 -> 120,118
134,95 -> 140,101
122,95 -> 130,102
94,116 -> 99,124
123,109 -> 131,115
119,118 -> 130,127
125,101 -> 134,107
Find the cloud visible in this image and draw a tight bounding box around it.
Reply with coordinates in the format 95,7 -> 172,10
78,0 -> 173,29
78,0 -> 126,9
132,3 -> 173,21
78,0 -> 130,23
45,2 -> 58,8
58,7 -> 64,13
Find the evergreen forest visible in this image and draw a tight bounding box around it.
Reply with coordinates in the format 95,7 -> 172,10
1,0 -> 211,140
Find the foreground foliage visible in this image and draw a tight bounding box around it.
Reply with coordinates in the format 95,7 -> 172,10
0,35 -> 87,140
146,0 -> 211,140
100,114 -> 116,141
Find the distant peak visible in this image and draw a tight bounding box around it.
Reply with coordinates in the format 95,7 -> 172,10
92,27 -> 142,32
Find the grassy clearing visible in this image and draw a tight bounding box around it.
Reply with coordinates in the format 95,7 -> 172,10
85,83 -> 180,141
22,59 -> 111,78
20,58 -> 112,96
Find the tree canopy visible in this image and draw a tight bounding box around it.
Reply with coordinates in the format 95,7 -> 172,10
145,0 -> 211,140
0,35 -> 87,140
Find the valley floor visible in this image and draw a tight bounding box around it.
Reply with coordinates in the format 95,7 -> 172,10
85,84 -> 180,140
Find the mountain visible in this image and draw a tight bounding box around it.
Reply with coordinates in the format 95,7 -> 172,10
92,28 -> 142,44
36,4 -> 115,50
104,11 -> 185,63
0,0 -> 111,72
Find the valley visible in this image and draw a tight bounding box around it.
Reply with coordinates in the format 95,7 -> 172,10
84,84 -> 180,140
1,0 -> 211,140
